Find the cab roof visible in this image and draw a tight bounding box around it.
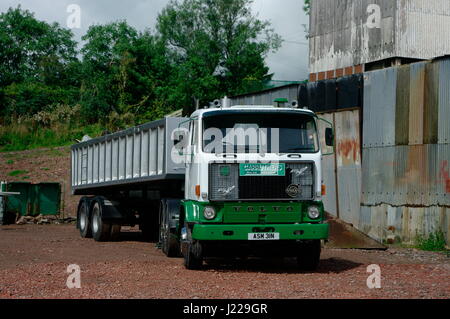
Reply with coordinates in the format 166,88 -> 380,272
191,105 -> 316,118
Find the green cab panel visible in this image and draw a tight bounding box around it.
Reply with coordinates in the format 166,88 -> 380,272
192,223 -> 329,241
182,200 -> 324,224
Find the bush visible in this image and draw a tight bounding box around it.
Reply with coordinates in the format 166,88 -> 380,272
0,122 -> 104,152
416,231 -> 447,252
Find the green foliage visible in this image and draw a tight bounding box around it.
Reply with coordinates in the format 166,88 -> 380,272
303,0 -> 311,15
8,170 -> 28,177
0,104 -> 105,152
0,123 -> 105,152
6,160 -> 14,165
416,231 -> 447,252
0,1 -> 282,150
0,6 -> 80,120
157,0 -> 282,114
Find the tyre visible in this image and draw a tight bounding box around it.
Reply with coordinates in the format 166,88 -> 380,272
78,200 -> 92,238
91,201 -> 111,242
160,201 -> 180,258
182,224 -> 203,270
110,224 -> 121,241
297,240 -> 321,271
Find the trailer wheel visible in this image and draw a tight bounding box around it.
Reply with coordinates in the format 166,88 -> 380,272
182,224 -> 203,270
110,224 -> 121,241
297,240 -> 321,271
160,200 -> 180,257
91,201 -> 111,242
78,200 -> 92,238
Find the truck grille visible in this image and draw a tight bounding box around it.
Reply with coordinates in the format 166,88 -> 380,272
209,163 -> 314,201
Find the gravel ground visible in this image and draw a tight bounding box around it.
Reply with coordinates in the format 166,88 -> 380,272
0,224 -> 448,299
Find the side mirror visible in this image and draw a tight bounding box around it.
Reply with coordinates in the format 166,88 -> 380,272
325,128 -> 334,147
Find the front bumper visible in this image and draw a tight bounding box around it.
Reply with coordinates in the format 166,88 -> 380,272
192,223 -> 329,241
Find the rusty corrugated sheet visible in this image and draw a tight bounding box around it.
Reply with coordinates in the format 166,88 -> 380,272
310,0 -> 450,73
397,0 -> 450,61
438,59 -> 450,144
395,65 -> 411,146
363,68 -> 397,148
358,204 -> 449,245
335,110 -> 362,227
310,0 -> 396,73
361,144 -> 450,207
409,62 -> 426,145
423,61 -> 439,144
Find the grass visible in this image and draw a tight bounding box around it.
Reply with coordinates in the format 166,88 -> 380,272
416,231 -> 447,252
8,170 -> 28,177
0,123 -> 105,153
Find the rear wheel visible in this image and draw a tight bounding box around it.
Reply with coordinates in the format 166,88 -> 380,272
297,240 -> 321,271
78,200 -> 92,238
91,202 -> 111,242
160,200 -> 180,257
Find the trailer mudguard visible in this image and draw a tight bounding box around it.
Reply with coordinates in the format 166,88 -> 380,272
94,196 -> 126,222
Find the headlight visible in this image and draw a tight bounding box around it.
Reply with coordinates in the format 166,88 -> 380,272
307,206 -> 321,219
203,206 -> 217,220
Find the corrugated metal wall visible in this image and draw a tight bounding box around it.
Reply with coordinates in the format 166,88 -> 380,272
229,84 -> 300,106
309,0 -> 450,73
317,109 -> 362,228
229,59 -> 450,245
360,59 -> 450,244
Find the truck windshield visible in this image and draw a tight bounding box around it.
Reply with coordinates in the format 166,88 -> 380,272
202,112 -> 319,154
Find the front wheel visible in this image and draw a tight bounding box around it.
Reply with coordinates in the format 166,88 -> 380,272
297,240 -> 321,271
182,224 -> 203,270
91,202 -> 111,242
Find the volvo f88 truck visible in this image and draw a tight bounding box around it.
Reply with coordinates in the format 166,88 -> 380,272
71,104 -> 334,270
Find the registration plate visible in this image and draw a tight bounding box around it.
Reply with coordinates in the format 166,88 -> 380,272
248,233 -> 280,240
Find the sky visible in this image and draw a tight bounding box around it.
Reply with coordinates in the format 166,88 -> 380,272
0,0 -> 310,80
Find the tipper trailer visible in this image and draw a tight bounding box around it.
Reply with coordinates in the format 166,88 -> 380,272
71,105 -> 334,270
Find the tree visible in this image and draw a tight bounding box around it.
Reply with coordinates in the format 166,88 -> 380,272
0,6 -> 79,118
0,6 -> 78,86
157,0 -> 282,114
303,0 -> 311,15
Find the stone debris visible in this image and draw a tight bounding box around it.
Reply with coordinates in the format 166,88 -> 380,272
15,215 -> 76,225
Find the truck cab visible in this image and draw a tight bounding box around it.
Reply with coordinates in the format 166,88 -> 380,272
175,105 -> 333,270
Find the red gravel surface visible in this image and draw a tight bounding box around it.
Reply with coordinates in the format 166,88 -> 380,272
0,224 -> 448,299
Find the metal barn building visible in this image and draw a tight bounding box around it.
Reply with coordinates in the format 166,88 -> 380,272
309,0 -> 450,80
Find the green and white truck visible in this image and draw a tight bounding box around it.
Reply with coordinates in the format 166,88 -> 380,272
71,104 -> 334,270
